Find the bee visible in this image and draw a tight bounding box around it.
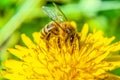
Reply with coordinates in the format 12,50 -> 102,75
41,2 -> 80,49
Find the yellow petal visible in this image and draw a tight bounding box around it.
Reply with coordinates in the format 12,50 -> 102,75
21,34 -> 36,48
33,32 -> 40,44
80,23 -> 88,42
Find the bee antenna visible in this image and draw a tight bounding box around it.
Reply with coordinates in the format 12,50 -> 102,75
52,2 -> 68,21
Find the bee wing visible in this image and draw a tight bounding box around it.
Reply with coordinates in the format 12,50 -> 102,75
42,6 -> 64,22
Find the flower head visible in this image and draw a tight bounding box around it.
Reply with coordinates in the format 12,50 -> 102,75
1,22 -> 120,80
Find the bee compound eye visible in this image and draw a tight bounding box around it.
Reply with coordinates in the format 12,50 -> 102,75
70,35 -> 74,43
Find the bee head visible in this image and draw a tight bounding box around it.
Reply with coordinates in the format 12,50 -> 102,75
64,22 -> 76,34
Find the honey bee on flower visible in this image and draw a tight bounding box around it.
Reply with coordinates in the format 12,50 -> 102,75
41,3 -> 80,49
1,2 -> 120,80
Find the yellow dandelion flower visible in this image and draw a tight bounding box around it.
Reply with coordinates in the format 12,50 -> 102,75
1,22 -> 120,80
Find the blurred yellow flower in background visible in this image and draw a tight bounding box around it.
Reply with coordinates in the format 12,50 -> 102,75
1,22 -> 120,80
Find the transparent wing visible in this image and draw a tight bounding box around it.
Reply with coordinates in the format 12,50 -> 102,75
42,6 -> 64,22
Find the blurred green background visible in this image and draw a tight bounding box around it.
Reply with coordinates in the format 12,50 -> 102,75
0,0 -> 120,79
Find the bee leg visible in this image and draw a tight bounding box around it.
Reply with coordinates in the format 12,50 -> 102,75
71,44 -> 76,55
45,33 -> 51,50
64,35 -> 69,46
57,37 -> 61,49
70,34 -> 76,54
46,33 -> 51,41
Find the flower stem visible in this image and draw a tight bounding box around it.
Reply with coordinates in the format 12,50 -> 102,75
0,0 -> 42,46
